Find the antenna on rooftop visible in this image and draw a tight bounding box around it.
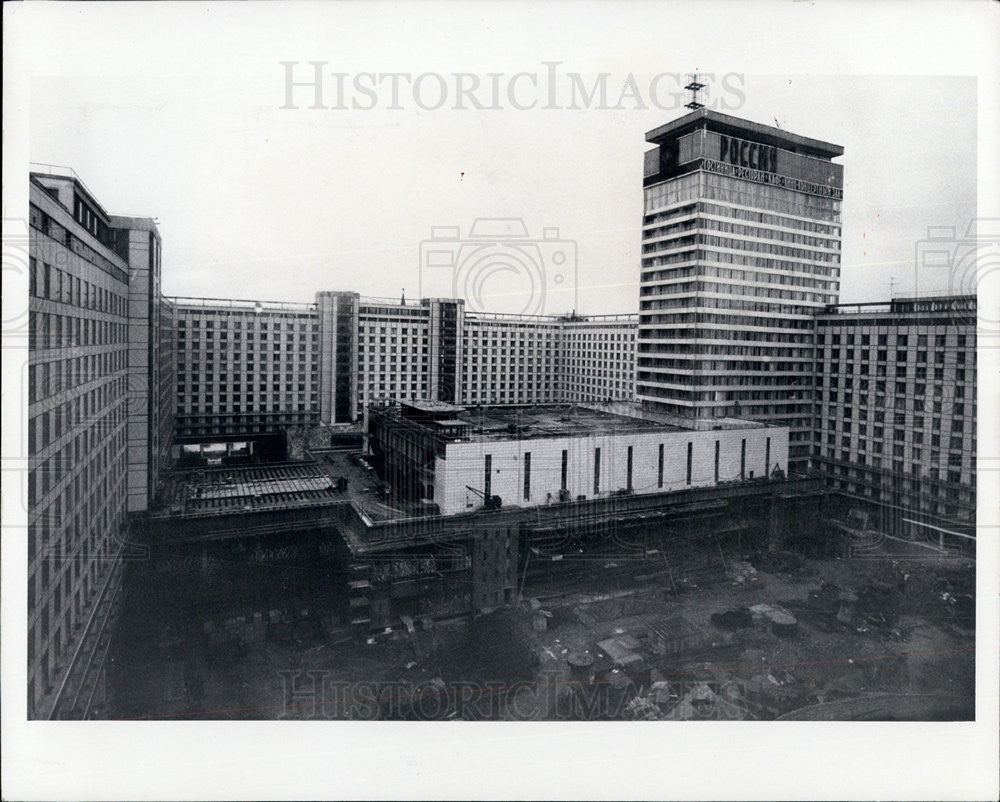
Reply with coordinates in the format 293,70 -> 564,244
401,288 -> 406,304
684,74 -> 706,111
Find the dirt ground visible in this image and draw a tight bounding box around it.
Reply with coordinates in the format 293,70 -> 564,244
108,551 -> 975,721
517,554 -> 975,721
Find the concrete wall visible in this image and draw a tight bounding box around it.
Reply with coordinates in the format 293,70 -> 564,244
317,291 -> 361,424
121,226 -> 154,513
28,175 -> 132,717
434,425 -> 788,516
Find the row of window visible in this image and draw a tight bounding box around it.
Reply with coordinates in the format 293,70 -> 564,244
29,257 -> 127,315
178,315 -> 312,328
28,350 -> 127,404
697,216 -> 841,252
698,201 -> 841,237
817,453 -> 973,494
823,427 -> 969,449
820,332 -> 968,347
822,387 -> 971,405
29,380 -> 126,455
28,311 -> 127,351
28,415 -> 125,508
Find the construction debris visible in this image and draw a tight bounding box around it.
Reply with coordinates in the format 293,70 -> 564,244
748,603 -> 798,636
726,560 -> 760,587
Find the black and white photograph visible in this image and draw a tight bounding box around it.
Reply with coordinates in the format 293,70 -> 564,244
2,1 -> 999,800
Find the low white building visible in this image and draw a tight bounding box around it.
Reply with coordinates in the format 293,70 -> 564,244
370,402 -> 788,517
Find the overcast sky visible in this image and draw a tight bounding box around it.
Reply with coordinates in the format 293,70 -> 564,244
5,4 -> 1000,800
16,7 -> 980,316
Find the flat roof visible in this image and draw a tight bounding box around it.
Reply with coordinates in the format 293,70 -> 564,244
645,108 -> 844,159
313,450 -> 412,522
400,399 -> 467,414
108,214 -> 160,235
30,166 -> 113,221
818,294 -> 976,317
376,402 -> 774,443
440,404 -> 686,441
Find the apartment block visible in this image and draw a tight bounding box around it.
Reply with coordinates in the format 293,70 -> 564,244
559,314 -> 637,403
172,292 -> 639,433
26,167 -> 171,718
812,296 -> 977,539
173,297 -> 320,441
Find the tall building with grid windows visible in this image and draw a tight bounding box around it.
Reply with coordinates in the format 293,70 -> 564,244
638,110 -> 844,466
173,297 -> 320,442
813,296 -> 976,541
172,292 -> 638,432
462,312 -> 561,406
559,314 -> 637,403
27,167 -> 173,718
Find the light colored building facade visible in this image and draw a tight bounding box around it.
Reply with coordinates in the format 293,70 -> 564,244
172,297 -> 320,441
27,167 -> 172,718
812,296 -> 977,541
637,109 -> 844,466
558,314 -> 637,403
462,312 -> 561,406
369,401 -> 788,517
352,295 -> 435,417
172,292 -> 639,432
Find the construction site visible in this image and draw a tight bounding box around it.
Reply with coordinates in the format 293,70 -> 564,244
106,418 -> 976,722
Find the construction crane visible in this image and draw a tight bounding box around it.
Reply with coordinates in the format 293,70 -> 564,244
466,485 -> 502,511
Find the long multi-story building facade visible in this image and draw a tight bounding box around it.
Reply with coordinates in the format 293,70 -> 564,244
637,109 -> 844,466
171,292 -> 638,439
173,296 -> 321,442
812,296 -> 977,541
26,167 -> 173,718
170,285 -> 976,546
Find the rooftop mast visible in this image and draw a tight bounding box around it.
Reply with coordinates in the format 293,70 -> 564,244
684,74 -> 706,111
